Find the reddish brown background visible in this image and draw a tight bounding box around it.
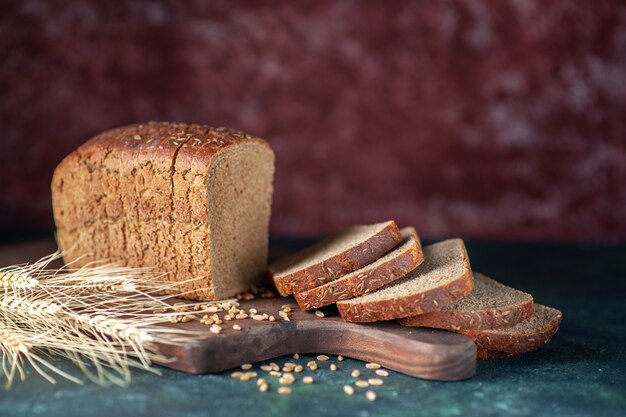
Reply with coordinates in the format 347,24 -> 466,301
1,0 -> 625,241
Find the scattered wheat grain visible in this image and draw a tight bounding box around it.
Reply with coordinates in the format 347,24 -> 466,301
279,373 -> 295,385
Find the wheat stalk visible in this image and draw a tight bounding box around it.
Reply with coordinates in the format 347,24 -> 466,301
0,252 -> 236,388
0,295 -> 160,386
0,320 -> 85,387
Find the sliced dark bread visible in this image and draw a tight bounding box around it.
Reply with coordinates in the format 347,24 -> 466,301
294,227 -> 424,310
461,304 -> 562,358
270,221 -> 403,296
398,272 -> 534,331
475,349 -> 515,359
336,239 -> 473,322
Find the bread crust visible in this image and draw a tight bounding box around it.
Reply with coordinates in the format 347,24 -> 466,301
272,221 -> 403,296
294,230 -> 423,310
476,348 -> 512,359
398,274 -> 534,331
399,300 -> 534,331
336,239 -> 474,322
52,121 -> 274,301
461,304 -> 562,356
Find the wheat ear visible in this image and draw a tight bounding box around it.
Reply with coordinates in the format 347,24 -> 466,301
0,320 -> 84,388
0,253 -> 236,387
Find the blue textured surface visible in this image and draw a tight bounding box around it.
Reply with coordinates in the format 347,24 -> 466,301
1,241 -> 625,417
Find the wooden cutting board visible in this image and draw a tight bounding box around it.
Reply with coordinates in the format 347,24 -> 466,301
156,297 -> 476,381
0,239 -> 476,382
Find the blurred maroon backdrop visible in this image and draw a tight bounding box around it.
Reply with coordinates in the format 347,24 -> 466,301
1,0 -> 625,241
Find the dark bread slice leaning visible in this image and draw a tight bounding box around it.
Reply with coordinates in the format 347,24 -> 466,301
398,272 -> 534,331
336,239 -> 473,322
461,304 -> 562,358
270,221 -> 403,296
294,227 -> 423,310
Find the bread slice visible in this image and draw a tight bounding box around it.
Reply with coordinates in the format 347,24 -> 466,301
475,349 -> 514,359
398,272 -> 534,331
270,221 -> 403,296
52,122 -> 275,301
461,304 -> 562,358
336,239 -> 473,322
294,227 -> 423,310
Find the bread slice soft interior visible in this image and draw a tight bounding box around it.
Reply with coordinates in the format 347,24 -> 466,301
398,272 -> 534,330
336,239 -> 473,322
206,143 -> 275,299
270,221 -> 403,296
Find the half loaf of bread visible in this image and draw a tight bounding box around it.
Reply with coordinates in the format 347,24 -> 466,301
398,272 -> 534,331
294,227 -> 423,310
336,239 -> 473,322
270,221 -> 403,296
52,122 -> 275,301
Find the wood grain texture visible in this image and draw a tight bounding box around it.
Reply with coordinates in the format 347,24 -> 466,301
156,297 -> 476,381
